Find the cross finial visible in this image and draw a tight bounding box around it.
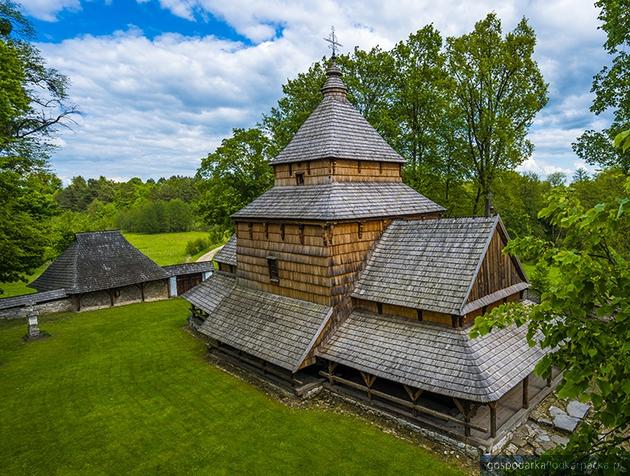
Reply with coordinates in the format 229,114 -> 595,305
323,26 -> 342,58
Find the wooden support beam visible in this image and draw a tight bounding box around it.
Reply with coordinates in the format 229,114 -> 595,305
320,371 -> 487,433
452,398 -> 471,436
489,401 -> 497,438
140,282 -> 145,302
522,375 -> 530,409
360,371 -> 376,400
109,289 -> 114,307
403,385 -> 423,402
327,361 -> 337,385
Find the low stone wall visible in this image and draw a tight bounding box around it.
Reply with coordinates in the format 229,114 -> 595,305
0,297 -> 74,319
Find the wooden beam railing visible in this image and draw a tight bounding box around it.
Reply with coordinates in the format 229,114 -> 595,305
319,370 -> 487,433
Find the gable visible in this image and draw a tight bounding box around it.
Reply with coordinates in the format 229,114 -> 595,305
465,225 -> 527,304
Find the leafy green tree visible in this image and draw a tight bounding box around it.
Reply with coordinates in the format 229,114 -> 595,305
446,13 -> 548,216
196,128 -> 273,229
0,1 -> 74,290
573,0 -> 630,173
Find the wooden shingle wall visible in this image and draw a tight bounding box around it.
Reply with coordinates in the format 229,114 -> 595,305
467,229 -> 525,303
273,159 -> 402,186
235,219 -> 389,306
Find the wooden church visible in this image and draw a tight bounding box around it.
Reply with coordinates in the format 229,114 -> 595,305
185,58 -> 558,451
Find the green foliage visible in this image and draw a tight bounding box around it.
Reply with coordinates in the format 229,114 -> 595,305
185,237 -> 211,256
116,199 -> 193,234
614,128 -> 630,153
471,182 -> 630,468
196,128 -> 274,230
0,1 -> 74,292
446,14 -> 548,216
573,0 -> 630,173
0,300 -> 466,475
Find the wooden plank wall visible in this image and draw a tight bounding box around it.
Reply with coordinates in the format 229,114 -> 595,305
467,229 -> 525,303
352,298 -> 453,327
273,159 -> 402,186
235,219 -> 388,306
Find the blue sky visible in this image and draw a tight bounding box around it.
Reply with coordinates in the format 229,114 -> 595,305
19,0 -> 611,182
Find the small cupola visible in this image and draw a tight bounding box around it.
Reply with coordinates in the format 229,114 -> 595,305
320,60 -> 348,99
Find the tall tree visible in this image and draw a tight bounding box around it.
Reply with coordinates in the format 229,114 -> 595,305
446,14 -> 548,216
0,1 -> 73,290
573,0 -> 630,173
196,128 -> 273,229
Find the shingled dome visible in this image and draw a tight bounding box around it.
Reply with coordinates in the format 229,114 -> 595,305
30,231 -> 169,294
269,60 -> 405,165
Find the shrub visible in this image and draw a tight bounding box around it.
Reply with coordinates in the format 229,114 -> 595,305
185,237 -> 211,256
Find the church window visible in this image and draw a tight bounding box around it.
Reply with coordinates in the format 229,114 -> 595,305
248,222 -> 253,239
358,160 -> 362,173
377,302 -> 383,315
299,224 -> 305,244
295,172 -> 305,186
357,222 -> 363,239
289,163 -> 293,175
417,309 -> 423,321
264,222 -> 269,239
280,224 -> 286,241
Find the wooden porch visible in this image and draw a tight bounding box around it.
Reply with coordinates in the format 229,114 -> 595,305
319,360 -> 562,451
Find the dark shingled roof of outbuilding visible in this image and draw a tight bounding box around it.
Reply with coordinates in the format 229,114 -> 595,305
318,310 -> 546,403
184,273 -> 333,372
213,235 -> 236,266
162,261 -> 214,277
232,182 -> 445,221
0,289 -> 68,311
352,216 -> 524,315
269,60 -> 404,165
30,231 -> 169,294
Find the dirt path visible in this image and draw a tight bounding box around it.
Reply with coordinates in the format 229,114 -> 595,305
196,244 -> 224,262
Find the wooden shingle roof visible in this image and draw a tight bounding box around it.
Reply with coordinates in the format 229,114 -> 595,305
318,310 -> 546,403
352,216 -> 519,315
30,231 -> 169,294
184,273 -> 333,372
0,289 -> 68,311
232,182 -> 444,221
162,261 -> 214,277
213,235 -> 236,266
270,61 -> 405,165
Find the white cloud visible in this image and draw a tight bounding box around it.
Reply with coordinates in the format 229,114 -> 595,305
31,0 -> 611,180
18,0 -> 81,21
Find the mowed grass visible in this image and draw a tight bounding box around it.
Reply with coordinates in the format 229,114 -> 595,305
0,299 -> 465,475
0,231 -> 216,298
123,231 -> 215,266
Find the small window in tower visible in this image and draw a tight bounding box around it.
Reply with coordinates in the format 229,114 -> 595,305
357,222 -> 363,239
379,161 -> 383,174
295,172 -> 305,186
248,222 -> 253,239
358,160 -> 362,174
299,224 -> 305,244
280,224 -> 286,241
289,163 -> 293,175
307,162 -> 311,175
267,256 -> 279,283
416,309 -> 423,321
377,302 -> 383,315
264,222 -> 269,239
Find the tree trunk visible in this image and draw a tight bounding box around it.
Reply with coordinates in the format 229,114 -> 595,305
472,185 -> 481,215
484,189 -> 493,217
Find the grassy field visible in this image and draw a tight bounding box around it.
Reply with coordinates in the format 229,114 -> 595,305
0,299 -> 466,475
0,231 -> 218,298
123,231 -> 216,265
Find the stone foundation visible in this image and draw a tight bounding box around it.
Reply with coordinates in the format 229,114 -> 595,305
0,297 -> 74,319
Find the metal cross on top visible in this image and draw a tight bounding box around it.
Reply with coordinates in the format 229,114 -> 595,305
323,26 -> 342,57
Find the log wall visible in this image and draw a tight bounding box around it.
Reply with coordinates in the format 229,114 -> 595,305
467,229 -> 525,303
273,159 -> 402,186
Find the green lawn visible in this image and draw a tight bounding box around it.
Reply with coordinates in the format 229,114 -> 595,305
0,299 -> 466,475
123,230 -> 216,266
0,231 -> 217,298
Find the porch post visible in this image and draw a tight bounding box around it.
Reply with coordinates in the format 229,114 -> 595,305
522,375 -> 530,409
489,402 -> 497,438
